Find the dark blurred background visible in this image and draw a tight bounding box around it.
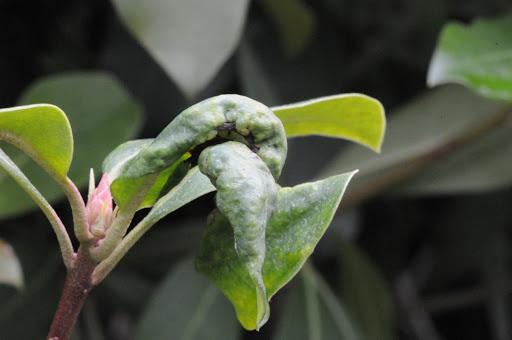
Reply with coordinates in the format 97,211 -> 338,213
1,0 -> 512,339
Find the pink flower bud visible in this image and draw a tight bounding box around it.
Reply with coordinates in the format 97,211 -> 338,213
86,172 -> 114,238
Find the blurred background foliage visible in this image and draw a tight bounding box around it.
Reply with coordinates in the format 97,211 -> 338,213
1,0 -> 512,339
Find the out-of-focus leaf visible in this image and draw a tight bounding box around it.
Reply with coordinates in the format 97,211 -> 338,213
135,257 -> 239,340
275,264 -> 362,340
0,72 -> 142,218
339,239 -> 395,340
0,239 -> 23,290
0,253 -> 61,339
196,171 -> 356,330
103,139 -> 190,208
321,85 -> 511,198
272,94 -> 386,152
261,0 -> 315,56
237,21 -> 347,106
237,41 -> 281,105
395,112 -> 512,194
0,104 -> 72,178
112,0 -> 249,97
428,15 -> 512,101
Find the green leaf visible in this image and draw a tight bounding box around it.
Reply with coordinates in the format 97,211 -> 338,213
275,264 -> 362,340
0,239 -> 23,290
196,171 -> 357,330
103,139 -> 190,208
199,142 -> 279,329
0,72 -> 142,218
272,94 -> 386,152
0,104 -> 72,179
320,85 -> 510,198
111,95 -> 287,208
261,0 -> 315,56
135,257 -> 240,340
143,167 -> 215,224
428,15 -> 512,101
112,0 -> 250,97
338,240 -> 395,340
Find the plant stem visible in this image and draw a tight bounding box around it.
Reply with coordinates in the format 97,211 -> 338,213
47,246 -> 97,340
61,177 -> 92,242
0,148 -> 76,268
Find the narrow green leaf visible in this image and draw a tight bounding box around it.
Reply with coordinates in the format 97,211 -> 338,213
135,258 -> 239,340
0,72 -> 142,218
196,171 -> 357,330
339,240 -> 395,340
275,264 -> 362,340
112,0 -> 249,97
321,85 -> 510,197
144,167 -> 215,224
272,94 -> 386,152
261,0 -> 315,56
0,239 -> 23,290
428,15 -> 512,101
0,104 -> 72,179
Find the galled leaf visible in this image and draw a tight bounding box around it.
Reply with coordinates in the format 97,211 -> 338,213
0,239 -> 23,290
428,15 -> 512,101
103,139 -> 190,209
111,95 -> 287,208
198,142 -> 279,329
272,94 -> 386,152
196,171 -> 357,330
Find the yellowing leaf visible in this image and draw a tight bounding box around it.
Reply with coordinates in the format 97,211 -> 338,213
272,94 -> 385,152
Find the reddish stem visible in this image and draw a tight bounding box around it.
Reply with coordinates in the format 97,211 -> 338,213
47,247 -> 97,340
